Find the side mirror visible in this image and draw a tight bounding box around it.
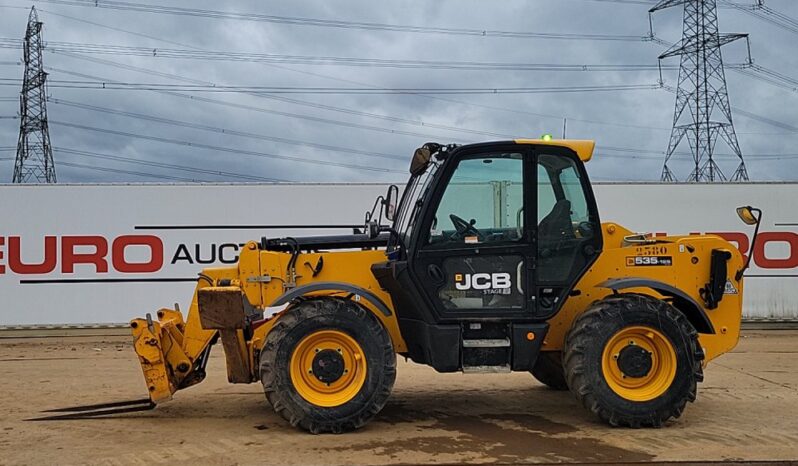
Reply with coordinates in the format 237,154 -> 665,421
384,185 -> 399,222
410,146 -> 432,176
736,206 -> 759,225
734,205 -> 763,280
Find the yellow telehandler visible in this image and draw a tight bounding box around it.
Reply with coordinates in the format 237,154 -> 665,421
42,139 -> 762,432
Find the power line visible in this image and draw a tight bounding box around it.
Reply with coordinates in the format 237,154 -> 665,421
36,0 -> 788,124
719,0 -> 798,35
36,16 -> 677,135
599,142 -> 798,159
51,52 -> 798,140
56,159 -> 207,182
596,152 -> 798,161
732,106 -> 798,132
660,83 -> 798,133
34,9 -> 797,142
0,78 -> 662,94
0,37 -> 675,71
39,10 -> 676,134
48,97 -> 407,159
32,0 -> 652,41
581,0 -> 798,34
55,147 -> 291,182
49,120 -> 407,173
732,63 -> 798,92
755,3 -> 798,30
43,40 -> 769,138
47,62 -> 476,141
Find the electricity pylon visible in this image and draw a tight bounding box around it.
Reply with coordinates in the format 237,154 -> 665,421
651,0 -> 748,182
13,6 -> 56,183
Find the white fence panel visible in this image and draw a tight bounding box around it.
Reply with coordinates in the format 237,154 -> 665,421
0,182 -> 795,325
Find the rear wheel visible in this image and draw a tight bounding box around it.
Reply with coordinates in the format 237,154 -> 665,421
531,351 -> 568,390
563,293 -> 704,427
260,298 -> 396,433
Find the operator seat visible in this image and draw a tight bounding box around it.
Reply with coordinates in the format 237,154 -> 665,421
538,199 -> 574,243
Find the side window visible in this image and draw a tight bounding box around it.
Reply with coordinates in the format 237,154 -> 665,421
427,153 -> 524,246
560,167 -> 589,224
537,153 -> 597,283
537,169 -> 556,224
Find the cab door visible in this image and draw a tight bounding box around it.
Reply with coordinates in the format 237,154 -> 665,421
410,145 -> 537,320
534,150 -> 602,317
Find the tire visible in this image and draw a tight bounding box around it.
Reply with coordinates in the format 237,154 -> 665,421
260,298 -> 396,434
531,351 -> 568,390
563,293 -> 704,428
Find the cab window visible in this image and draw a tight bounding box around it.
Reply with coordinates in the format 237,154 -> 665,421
537,153 -> 597,283
427,153 -> 524,246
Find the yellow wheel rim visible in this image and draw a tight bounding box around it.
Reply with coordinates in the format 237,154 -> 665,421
289,329 -> 367,408
601,326 -> 677,402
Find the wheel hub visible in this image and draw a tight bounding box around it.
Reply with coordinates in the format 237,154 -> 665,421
601,325 -> 678,402
616,344 -> 653,378
289,329 -> 368,407
311,349 -> 345,384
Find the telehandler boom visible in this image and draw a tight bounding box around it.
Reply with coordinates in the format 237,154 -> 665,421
124,139 -> 757,433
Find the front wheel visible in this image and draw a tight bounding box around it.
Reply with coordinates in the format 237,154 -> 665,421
260,298 -> 396,433
563,293 -> 704,427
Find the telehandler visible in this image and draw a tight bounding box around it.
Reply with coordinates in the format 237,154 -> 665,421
70,140 -> 763,432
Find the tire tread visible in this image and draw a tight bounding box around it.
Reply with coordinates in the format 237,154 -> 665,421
563,293 -> 704,428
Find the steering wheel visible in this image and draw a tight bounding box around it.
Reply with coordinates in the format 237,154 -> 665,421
449,214 -> 485,241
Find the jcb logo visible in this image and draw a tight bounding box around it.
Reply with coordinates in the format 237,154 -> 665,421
455,272 -> 511,290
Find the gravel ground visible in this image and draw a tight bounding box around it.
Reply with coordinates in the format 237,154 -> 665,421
1,330 -> 797,465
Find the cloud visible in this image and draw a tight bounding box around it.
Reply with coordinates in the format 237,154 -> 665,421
0,0 -> 796,183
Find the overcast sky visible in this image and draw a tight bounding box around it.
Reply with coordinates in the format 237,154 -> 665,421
0,0 -> 797,184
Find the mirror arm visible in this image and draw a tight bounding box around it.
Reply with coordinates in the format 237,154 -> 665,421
736,207 -> 762,281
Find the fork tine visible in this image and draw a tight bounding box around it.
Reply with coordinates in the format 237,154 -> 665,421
26,399 -> 156,421
39,398 -> 153,413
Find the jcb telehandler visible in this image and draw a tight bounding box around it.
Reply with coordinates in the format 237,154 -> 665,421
121,139 -> 759,432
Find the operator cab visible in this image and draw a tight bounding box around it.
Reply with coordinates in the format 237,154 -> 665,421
373,140 -> 602,372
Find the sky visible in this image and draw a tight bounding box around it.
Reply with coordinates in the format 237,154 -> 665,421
0,0 -> 797,184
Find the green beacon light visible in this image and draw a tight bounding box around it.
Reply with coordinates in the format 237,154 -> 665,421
541,134 -> 553,141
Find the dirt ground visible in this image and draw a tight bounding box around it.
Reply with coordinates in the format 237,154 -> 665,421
1,330 -> 797,466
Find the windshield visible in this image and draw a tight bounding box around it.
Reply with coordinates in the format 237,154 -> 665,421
389,159 -> 441,253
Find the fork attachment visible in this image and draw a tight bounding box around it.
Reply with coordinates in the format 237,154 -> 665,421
26,398 -> 156,421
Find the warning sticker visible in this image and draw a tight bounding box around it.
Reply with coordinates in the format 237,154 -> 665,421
724,280 -> 739,295
626,256 -> 674,267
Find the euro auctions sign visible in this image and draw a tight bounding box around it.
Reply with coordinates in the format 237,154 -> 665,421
0,183 -> 387,325
0,235 -> 166,275
0,235 -> 243,276
0,182 -> 796,325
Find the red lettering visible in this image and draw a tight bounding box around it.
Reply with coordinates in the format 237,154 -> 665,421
112,235 -> 163,273
753,232 -> 798,269
61,236 -> 108,273
0,237 -> 4,274
8,236 -> 57,274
